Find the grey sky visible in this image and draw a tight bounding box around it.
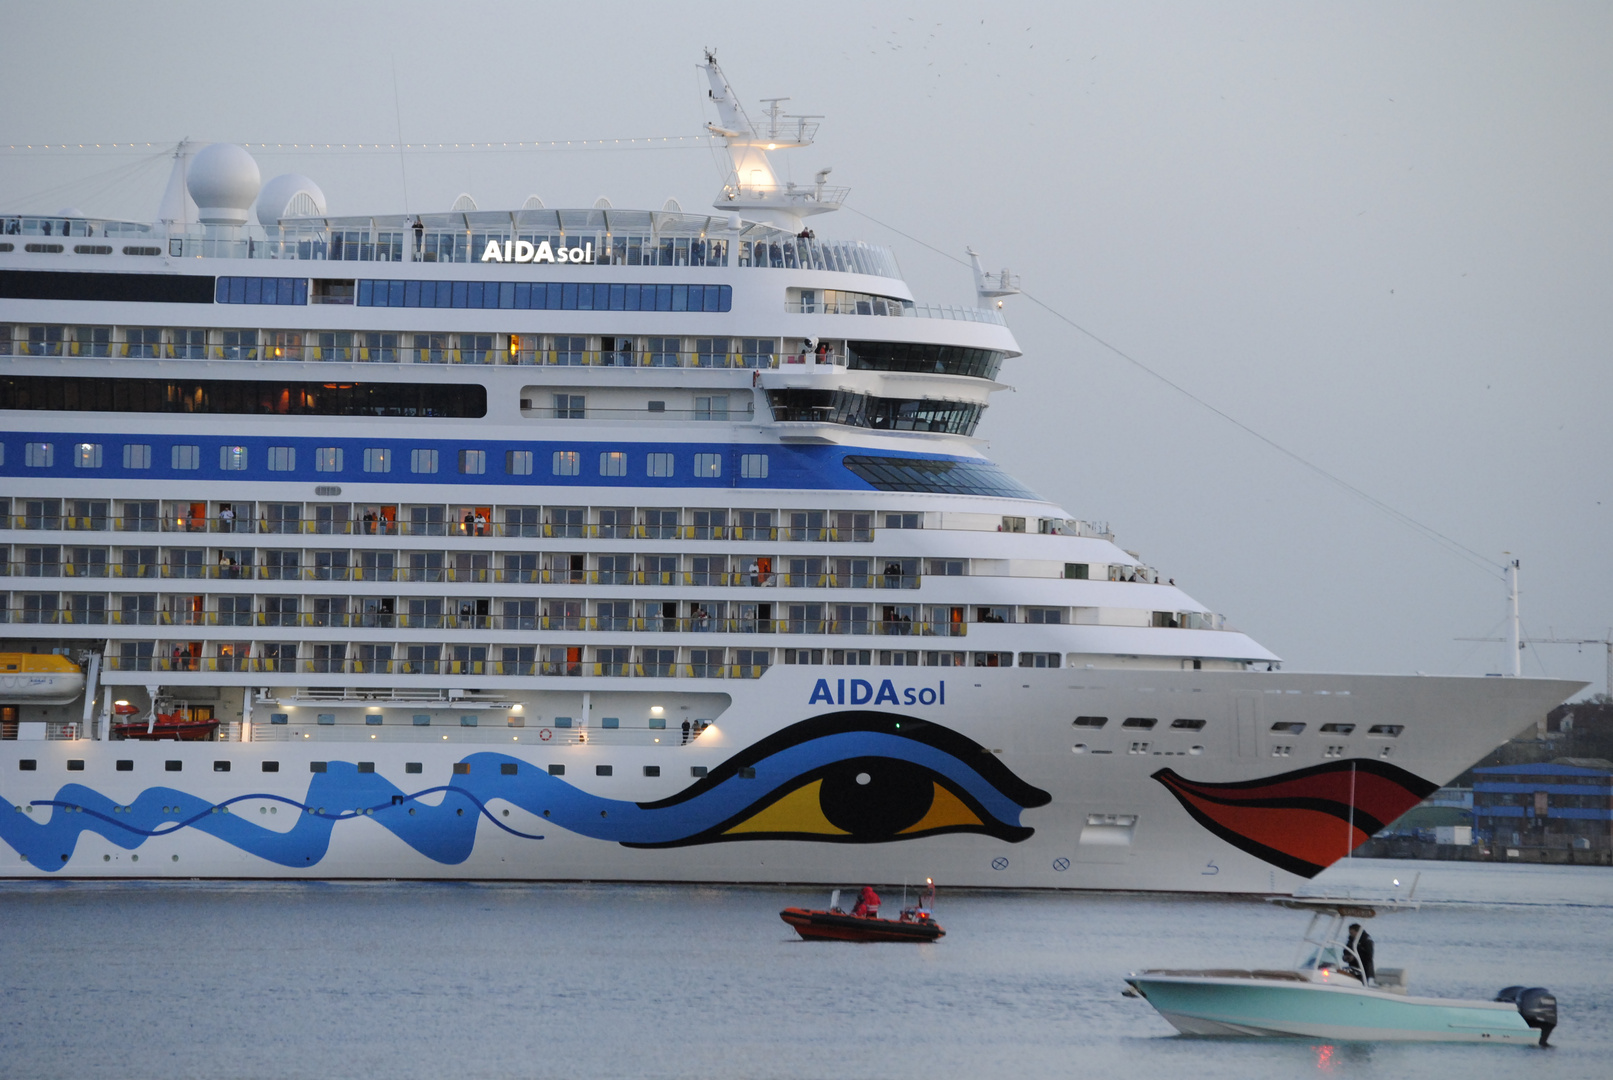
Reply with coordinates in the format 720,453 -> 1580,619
4,1 -> 1609,695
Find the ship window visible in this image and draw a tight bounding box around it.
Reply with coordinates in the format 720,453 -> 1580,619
1368,724 -> 1404,738
453,762 -> 470,774
601,717 -> 620,729
1073,716 -> 1108,729
309,762 -> 328,773
1064,563 -> 1090,579
843,455 -> 1039,499
459,449 -> 485,475
553,393 -> 585,418
18,760 -> 37,771
215,276 -> 307,305
219,445 -> 248,471
364,448 -> 391,473
122,443 -> 151,469
553,716 -> 572,728
1026,607 -> 1062,623
165,760 -> 182,772
169,444 -> 199,470
74,442 -> 102,468
599,451 -> 626,477
269,713 -> 288,725
316,713 -> 335,726
690,766 -> 708,777
67,760 -> 84,771
413,714 -> 430,726
641,765 -> 661,778
410,448 -> 438,474
552,451 -> 579,476
1270,722 -> 1306,734
265,446 -> 294,471
596,765 -> 613,777
262,761 -> 279,772
693,453 -> 722,478
506,450 -> 533,475
1121,717 -> 1158,730
213,760 -> 230,772
0,374 -> 486,417
1018,652 -> 1060,668
1170,718 -> 1207,731
357,762 -> 375,774
406,762 -> 423,773
740,453 -> 769,479
646,453 -> 674,477
365,714 -> 382,726
548,764 -> 565,775
116,760 -> 133,771
500,763 -> 518,775
459,715 -> 478,727
25,442 -> 53,468
316,447 -> 342,472
1320,723 -> 1356,735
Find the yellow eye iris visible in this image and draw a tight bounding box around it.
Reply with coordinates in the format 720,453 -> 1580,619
721,760 -> 988,841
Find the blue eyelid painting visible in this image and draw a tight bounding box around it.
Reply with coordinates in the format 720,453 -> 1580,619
1,712 -> 1051,870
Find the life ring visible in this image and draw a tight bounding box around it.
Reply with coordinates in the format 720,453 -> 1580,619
539,728 -> 552,741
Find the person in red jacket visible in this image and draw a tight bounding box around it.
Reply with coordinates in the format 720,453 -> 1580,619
850,886 -> 881,918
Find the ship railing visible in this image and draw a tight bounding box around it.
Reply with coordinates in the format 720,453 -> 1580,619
243,723 -> 716,745
0,519 -> 887,543
99,655 -> 774,679
783,300 -> 1006,326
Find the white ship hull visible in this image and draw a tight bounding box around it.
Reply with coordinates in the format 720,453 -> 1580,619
1,669 -> 1575,890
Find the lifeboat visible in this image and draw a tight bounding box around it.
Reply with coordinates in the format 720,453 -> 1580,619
780,907 -> 945,943
0,653 -> 85,704
781,882 -> 945,943
110,703 -> 219,742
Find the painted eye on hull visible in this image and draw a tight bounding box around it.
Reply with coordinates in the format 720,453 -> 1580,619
621,711 -> 1049,849
722,756 -> 997,842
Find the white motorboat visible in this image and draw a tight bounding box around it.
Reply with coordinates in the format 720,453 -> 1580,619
1125,898 -> 1557,1044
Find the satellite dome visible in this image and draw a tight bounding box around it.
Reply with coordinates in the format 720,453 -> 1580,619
56,207 -> 86,218
256,173 -> 328,225
186,143 -> 261,226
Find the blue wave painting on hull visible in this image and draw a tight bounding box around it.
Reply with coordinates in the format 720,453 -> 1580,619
1,712 -> 1051,870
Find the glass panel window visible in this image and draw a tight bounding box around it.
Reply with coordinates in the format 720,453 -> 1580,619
171,329 -> 207,360
410,448 -> 438,474
551,451 -> 579,476
506,450 -> 533,476
73,443 -> 102,468
72,326 -> 112,357
645,336 -> 680,367
693,453 -> 721,478
364,448 -> 391,473
458,449 -> 485,475
599,451 -> 626,477
740,453 -> 768,479
171,445 -> 200,470
694,395 -> 728,421
219,445 -> 248,471
554,393 -> 585,419
646,453 -> 674,478
122,443 -> 151,469
315,447 -> 343,472
125,328 -> 162,359
266,446 -> 295,472
220,329 -> 257,361
25,442 -> 53,468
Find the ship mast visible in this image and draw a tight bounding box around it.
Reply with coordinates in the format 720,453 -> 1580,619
701,51 -> 845,233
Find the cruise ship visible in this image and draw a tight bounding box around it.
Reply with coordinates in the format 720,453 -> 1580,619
0,56 -> 1580,890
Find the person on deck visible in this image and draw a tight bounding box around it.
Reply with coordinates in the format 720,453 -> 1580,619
1345,923 -> 1376,984
850,886 -> 881,919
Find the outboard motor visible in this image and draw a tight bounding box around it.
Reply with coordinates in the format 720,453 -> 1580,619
1495,986 -> 1557,1046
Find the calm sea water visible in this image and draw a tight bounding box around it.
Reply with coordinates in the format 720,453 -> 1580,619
1,860 -> 1607,1080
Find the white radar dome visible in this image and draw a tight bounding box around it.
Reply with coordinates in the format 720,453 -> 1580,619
256,173 -> 328,226
186,143 -> 261,226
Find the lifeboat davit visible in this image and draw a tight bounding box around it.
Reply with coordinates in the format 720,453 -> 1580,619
111,702 -> 219,742
0,653 -> 85,704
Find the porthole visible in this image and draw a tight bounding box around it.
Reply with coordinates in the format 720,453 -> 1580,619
1071,744 -> 1087,754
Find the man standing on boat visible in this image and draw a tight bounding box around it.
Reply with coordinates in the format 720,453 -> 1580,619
851,886 -> 881,919
1346,923 -> 1376,984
